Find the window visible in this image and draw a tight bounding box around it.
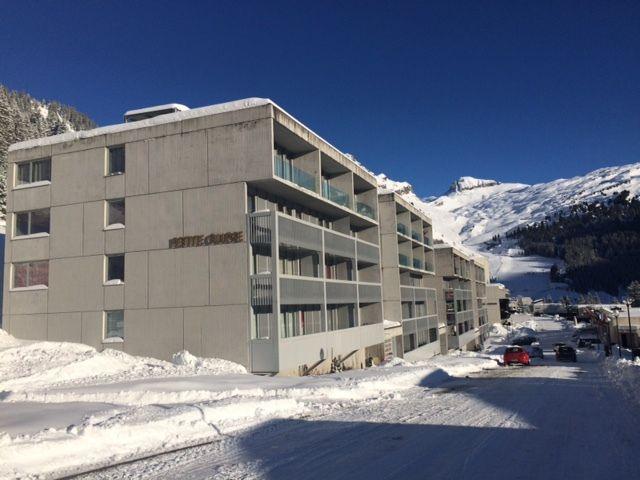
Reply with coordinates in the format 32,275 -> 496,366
13,261 -> 49,288
106,255 -> 125,283
17,158 -> 51,185
104,310 -> 124,340
429,327 -> 438,343
107,199 -> 125,226
15,209 -> 50,237
108,146 -> 125,175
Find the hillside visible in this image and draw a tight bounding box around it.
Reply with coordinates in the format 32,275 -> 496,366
377,163 -> 640,299
0,84 -> 96,217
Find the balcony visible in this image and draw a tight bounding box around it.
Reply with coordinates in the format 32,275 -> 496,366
413,258 -> 423,270
397,223 -> 409,236
322,182 -> 351,208
411,231 -> 422,242
274,154 -> 316,192
398,253 -> 410,267
356,201 -> 375,219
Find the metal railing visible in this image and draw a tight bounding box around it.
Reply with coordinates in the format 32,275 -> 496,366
248,212 -> 272,245
251,274 -> 273,306
274,154 -> 316,192
356,201 -> 375,219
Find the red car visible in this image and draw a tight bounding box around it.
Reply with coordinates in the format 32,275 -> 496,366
504,346 -> 530,366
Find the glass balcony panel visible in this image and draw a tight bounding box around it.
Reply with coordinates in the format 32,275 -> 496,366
397,223 -> 408,236
356,201 -> 375,219
413,258 -> 423,270
274,154 -> 316,192
411,231 -> 422,242
398,253 -> 410,267
322,182 -> 351,208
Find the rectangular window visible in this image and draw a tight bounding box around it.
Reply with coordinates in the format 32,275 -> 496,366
108,146 -> 125,175
16,158 -> 51,185
104,310 -> 124,339
13,260 -> 49,288
429,327 -> 438,343
107,199 -> 125,226
106,255 -> 125,282
14,209 -> 50,237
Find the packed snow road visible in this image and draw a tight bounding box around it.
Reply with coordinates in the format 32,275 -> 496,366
75,318 -> 640,480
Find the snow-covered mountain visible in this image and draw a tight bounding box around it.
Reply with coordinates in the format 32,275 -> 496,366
377,163 -> 640,299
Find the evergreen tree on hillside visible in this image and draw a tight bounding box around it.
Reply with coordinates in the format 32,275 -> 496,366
628,281 -> 640,307
0,84 -> 96,217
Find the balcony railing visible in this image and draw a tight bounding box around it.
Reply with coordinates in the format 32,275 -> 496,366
424,237 -> 433,246
397,223 -> 408,236
322,182 -> 351,208
411,231 -> 422,242
399,253 -> 410,267
274,154 -> 316,192
356,201 -> 375,219
413,258 -> 423,270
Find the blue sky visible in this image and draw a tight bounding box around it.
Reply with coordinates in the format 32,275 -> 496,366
1,0 -> 638,196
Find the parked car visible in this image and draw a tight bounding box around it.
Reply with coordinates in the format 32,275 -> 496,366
553,342 -> 566,353
526,345 -> 544,359
555,345 -> 577,362
577,337 -> 601,348
512,335 -> 538,346
504,346 -> 531,366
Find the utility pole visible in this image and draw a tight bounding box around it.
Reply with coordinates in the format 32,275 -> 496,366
626,300 -> 634,353
612,306 -> 622,358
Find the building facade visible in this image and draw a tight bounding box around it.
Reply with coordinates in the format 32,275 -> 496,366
434,244 -> 488,351
486,283 -> 510,324
3,98 -> 385,375
377,192 -> 441,360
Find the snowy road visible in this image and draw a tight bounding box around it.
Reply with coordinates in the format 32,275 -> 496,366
76,319 -> 640,480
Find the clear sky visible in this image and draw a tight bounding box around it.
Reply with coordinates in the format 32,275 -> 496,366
1,0 -> 638,196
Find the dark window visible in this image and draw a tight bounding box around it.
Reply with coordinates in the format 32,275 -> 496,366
107,255 -> 125,282
105,310 -> 124,339
108,146 -> 125,175
16,158 -> 51,185
429,327 -> 438,343
13,261 -> 49,288
107,199 -> 125,226
14,209 -> 50,236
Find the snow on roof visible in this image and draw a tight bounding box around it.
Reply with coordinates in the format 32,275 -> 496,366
124,103 -> 190,116
9,98 -> 271,152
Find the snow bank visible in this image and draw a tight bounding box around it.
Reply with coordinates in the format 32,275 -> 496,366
603,356 -> 640,406
0,330 -> 247,393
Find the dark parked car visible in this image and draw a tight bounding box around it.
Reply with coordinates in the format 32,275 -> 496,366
512,335 -> 538,346
553,342 -> 566,353
577,337 -> 601,348
556,345 -> 577,362
527,345 -> 544,359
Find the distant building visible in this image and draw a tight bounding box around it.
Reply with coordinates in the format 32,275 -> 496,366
377,191 -> 440,361
434,245 -> 489,351
486,283 -> 510,324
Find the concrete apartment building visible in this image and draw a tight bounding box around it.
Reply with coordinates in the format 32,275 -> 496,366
377,191 -> 441,360
434,244 -> 488,351
486,283 -> 510,324
3,98 -> 385,375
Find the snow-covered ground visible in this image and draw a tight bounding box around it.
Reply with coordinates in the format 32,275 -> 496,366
2,316 -> 639,479
0,330 -> 498,479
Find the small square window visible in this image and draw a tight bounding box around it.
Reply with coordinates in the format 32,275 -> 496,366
13,260 -> 49,288
108,146 -> 125,175
107,255 -> 125,282
14,209 -> 50,237
104,310 -> 124,340
107,199 -> 125,226
16,158 -> 51,185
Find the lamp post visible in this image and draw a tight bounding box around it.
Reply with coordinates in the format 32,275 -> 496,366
624,299 -> 634,352
612,306 -> 622,358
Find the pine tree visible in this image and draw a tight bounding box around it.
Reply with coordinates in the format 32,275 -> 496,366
627,281 -> 640,307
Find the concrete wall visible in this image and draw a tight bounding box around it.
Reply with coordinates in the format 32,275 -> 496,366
4,108 -> 271,366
